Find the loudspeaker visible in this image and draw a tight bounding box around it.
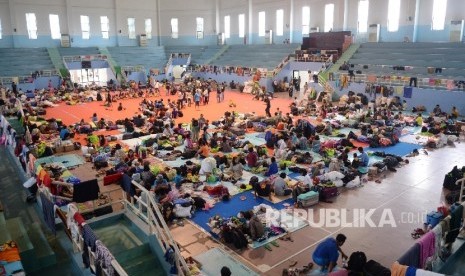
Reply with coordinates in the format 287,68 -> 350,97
82,61 -> 92,69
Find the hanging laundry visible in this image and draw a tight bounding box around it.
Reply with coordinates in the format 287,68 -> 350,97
397,242 -> 420,267
95,240 -> 115,276
73,179 -> 100,203
39,193 -> 56,235
417,231 -> 435,269
82,224 -> 98,268
403,87 -> 413,99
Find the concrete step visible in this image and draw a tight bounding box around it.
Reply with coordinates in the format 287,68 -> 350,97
113,243 -> 151,265
5,217 -> 35,272
122,252 -> 165,276
27,222 -> 56,270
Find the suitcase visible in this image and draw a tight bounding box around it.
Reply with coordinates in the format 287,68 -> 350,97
425,211 -> 443,227
297,191 -> 319,207
230,127 -> 245,136
313,184 -> 338,202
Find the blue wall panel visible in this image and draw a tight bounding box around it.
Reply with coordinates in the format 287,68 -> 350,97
159,35 -> 217,46
0,35 -> 14,48
12,35 -> 61,48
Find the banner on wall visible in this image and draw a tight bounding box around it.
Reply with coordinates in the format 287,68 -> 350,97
403,87 -> 413,99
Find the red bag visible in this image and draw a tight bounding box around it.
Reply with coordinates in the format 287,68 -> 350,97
437,206 -> 449,217
103,173 -> 123,186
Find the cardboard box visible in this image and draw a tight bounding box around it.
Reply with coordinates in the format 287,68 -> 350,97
55,146 -> 64,153
63,144 -> 75,152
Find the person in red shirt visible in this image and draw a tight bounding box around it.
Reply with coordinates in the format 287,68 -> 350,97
246,147 -> 259,167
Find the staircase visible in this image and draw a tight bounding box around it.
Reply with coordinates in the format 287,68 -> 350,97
47,47 -> 68,77
98,46 -> 124,83
317,43 -> 360,100
89,215 -> 166,276
0,211 -> 56,273
205,44 -> 229,65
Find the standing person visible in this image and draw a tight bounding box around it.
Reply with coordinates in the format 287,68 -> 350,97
12,82 -> 17,96
106,91 -> 112,107
264,96 -> 272,117
220,83 -> 225,102
216,87 -> 221,103
312,234 -> 348,273
194,90 -> 201,110
191,118 -> 200,141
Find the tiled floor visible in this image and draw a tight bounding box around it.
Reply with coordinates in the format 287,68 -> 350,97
171,142 -> 465,275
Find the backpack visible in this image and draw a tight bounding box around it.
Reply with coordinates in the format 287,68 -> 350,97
347,251 -> 367,272
249,176 -> 259,185
231,229 -> 248,249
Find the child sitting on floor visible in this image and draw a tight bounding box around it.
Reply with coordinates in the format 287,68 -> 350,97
117,102 -> 125,111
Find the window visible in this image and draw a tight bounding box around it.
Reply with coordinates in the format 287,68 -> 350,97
101,16 -> 109,39
128,18 -> 136,39
302,6 -> 310,35
171,18 -> 178,39
224,16 -> 230,38
49,14 -> 61,39
26,13 -> 38,39
196,17 -> 204,39
324,4 -> 334,32
80,15 -> 90,39
145,19 -> 152,39
387,0 -> 400,32
258,11 -> 265,37
358,0 -> 369,33
238,14 -> 245,38
276,9 -> 284,36
432,0 -> 447,30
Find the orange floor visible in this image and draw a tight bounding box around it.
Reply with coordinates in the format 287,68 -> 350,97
45,89 -> 294,126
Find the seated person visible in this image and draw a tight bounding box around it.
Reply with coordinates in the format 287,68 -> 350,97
196,140 -> 210,158
221,136 -> 232,153
253,179 -> 272,199
246,147 -> 259,167
224,157 -> 243,182
273,173 -> 292,196
59,125 -> 70,140
210,132 -> 219,148
117,102 -> 124,111
163,124 -> 174,137
264,157 -> 278,176
248,211 -> 265,241
199,156 -> 216,176
432,104 -> 442,116
312,135 -> 321,153
91,113 -> 98,122
414,114 -> 423,127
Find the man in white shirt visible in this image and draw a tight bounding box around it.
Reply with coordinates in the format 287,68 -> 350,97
162,124 -> 174,137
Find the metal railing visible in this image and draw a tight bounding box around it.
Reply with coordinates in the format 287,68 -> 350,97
62,55 -> 108,64
121,65 -> 146,74
336,71 -> 465,91
124,180 -> 190,275
38,186 -> 128,276
0,70 -> 59,86
165,56 -> 173,75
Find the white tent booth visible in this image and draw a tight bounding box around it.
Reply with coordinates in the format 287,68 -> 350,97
63,55 -> 115,86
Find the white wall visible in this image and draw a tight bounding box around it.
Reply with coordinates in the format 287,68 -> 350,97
1,0 -> 465,47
